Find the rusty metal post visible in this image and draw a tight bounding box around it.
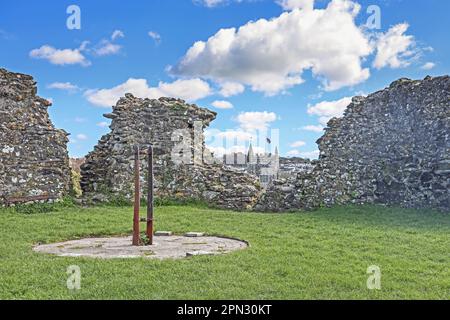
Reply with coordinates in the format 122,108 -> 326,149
146,145 -> 154,245
132,145 -> 141,246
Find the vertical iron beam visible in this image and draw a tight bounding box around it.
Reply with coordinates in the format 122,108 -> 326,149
146,145 -> 154,245
133,145 -> 141,246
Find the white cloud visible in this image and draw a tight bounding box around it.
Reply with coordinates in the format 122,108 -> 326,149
0,29 -> 13,40
194,0 -> 255,8
287,148 -> 319,159
93,40 -> 122,56
157,78 -> 212,101
78,41 -> 90,51
206,112 -> 278,157
148,31 -> 162,44
85,78 -> 212,107
307,96 -> 352,126
215,130 -> 254,141
205,128 -> 254,149
111,30 -> 125,41
30,45 -> 90,66
219,82 -> 245,97
290,140 -> 306,148
172,0 -> 372,95
47,82 -> 79,92
299,150 -> 320,159
88,31 -> 125,56
421,62 -> 435,70
97,121 -> 110,128
373,23 -> 416,69
205,110 -> 279,157
287,149 -> 301,156
277,0 -> 314,11
211,100 -> 234,109
194,0 -> 230,7
76,134 -> 88,141
301,125 -> 324,132
74,117 -> 86,123
236,111 -> 277,131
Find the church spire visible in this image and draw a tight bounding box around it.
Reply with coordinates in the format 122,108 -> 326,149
248,142 -> 255,164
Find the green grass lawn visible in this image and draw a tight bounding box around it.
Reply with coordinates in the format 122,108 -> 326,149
0,204 -> 448,300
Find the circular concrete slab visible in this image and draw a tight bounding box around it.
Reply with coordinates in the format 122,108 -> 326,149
33,235 -> 248,260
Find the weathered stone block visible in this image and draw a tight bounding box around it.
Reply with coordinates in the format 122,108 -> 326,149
155,231 -> 173,236
185,232 -> 205,237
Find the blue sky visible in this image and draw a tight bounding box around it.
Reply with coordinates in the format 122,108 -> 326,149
0,0 -> 448,158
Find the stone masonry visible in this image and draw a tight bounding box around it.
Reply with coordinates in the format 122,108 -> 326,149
256,76 -> 449,212
1,68 -> 447,212
81,94 -> 262,210
0,68 -> 71,205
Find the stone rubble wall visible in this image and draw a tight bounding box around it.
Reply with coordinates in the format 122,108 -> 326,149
256,76 -> 449,212
80,94 -> 262,210
2,67 -> 446,212
0,68 -> 71,205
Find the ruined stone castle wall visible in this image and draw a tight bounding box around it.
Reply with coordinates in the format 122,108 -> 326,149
257,76 -> 449,212
81,94 -> 262,210
0,69 -> 71,205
